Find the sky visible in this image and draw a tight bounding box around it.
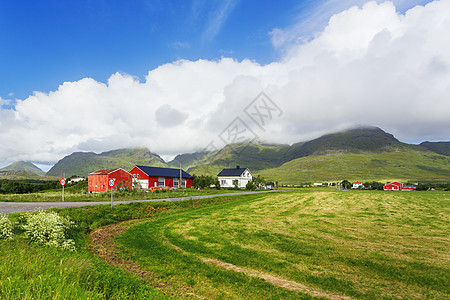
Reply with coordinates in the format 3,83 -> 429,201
0,0 -> 449,170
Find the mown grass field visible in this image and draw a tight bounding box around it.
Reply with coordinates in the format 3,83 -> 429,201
117,190 -> 450,299
258,150 -> 450,184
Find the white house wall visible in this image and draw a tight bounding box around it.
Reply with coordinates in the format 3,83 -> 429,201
219,177 -> 251,188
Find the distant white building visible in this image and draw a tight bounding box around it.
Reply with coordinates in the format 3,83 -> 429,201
69,177 -> 85,184
352,182 -> 364,189
217,166 -> 253,189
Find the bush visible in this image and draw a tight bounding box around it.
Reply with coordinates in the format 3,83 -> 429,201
21,211 -> 76,251
0,215 -> 14,241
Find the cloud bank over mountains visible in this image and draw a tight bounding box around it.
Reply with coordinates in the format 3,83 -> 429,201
1,0 -> 449,165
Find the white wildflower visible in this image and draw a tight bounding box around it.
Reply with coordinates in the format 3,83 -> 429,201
22,211 -> 76,251
0,215 -> 14,241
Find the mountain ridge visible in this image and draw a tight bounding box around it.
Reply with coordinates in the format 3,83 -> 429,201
0,161 -> 45,176
4,126 -> 448,181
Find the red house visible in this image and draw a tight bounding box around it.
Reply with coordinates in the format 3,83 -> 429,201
383,181 -> 416,191
129,165 -> 193,190
88,168 -> 132,193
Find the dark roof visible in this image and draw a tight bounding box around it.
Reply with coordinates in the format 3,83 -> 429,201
217,167 -> 248,177
134,165 -> 193,179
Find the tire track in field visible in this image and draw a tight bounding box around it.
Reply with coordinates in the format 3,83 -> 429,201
163,222 -> 353,300
89,219 -> 205,299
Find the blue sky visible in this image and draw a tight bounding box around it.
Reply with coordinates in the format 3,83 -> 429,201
1,0 -> 448,168
0,0 -> 431,100
0,0 -> 294,99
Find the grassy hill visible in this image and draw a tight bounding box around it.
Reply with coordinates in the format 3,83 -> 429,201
0,170 -> 59,181
420,141 -> 450,156
185,142 -> 289,175
258,149 -> 450,184
46,148 -> 167,177
0,161 -> 45,176
280,126 -> 404,161
25,126 -> 448,181
185,127 -> 435,177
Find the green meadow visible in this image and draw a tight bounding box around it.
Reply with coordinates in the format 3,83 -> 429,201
117,190 -> 449,299
1,190 -> 449,299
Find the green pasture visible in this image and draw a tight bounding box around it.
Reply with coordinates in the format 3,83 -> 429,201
1,190 -> 449,299
117,190 -> 450,299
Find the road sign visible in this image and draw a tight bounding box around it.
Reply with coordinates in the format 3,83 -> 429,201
60,178 -> 66,186
109,179 -> 115,210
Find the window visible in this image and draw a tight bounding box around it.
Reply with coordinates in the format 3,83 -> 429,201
221,180 -> 226,185
174,178 -> 179,188
133,174 -> 136,178
181,179 -> 186,188
158,177 -> 164,187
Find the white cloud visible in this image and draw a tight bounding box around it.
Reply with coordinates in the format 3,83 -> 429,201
1,0 -> 449,165
270,0 -> 432,51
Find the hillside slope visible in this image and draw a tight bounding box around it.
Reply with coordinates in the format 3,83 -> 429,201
47,148 -> 167,177
186,127 -> 419,175
185,142 -> 289,175
258,149 -> 450,184
281,126 -> 405,161
0,161 -> 45,176
420,141 -> 450,156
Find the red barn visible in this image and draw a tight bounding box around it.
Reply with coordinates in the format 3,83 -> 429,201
88,168 -> 132,193
383,181 -> 416,191
129,165 -> 193,190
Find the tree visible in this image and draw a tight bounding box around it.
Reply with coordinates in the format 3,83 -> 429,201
341,180 -> 351,190
232,179 -> 239,190
193,175 -> 220,189
245,175 -> 266,191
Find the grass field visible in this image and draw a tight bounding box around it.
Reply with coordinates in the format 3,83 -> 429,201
258,150 -> 450,184
0,239 -> 169,299
117,190 -> 450,299
1,190 -> 448,299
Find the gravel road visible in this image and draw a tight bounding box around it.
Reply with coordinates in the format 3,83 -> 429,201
0,191 -> 278,214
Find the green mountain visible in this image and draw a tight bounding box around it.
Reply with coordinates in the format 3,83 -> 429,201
168,152 -> 209,169
185,127 -> 414,176
0,170 -> 59,181
420,141 -> 450,156
180,142 -> 290,175
258,149 -> 450,184
40,127 -> 449,183
0,161 -> 45,176
46,148 -> 167,177
281,126 -> 403,161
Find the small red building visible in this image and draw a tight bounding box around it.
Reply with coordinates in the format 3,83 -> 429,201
129,165 -> 193,190
383,181 -> 416,191
88,168 -> 132,193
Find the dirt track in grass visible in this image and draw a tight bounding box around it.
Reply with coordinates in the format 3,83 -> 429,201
89,218 -> 353,300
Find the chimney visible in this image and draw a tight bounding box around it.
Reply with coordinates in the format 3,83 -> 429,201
236,165 -> 240,169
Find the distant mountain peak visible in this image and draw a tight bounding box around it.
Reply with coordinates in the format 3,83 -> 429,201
46,147 -> 167,177
0,161 -> 45,175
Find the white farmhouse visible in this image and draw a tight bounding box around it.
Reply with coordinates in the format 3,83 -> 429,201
217,166 -> 253,189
